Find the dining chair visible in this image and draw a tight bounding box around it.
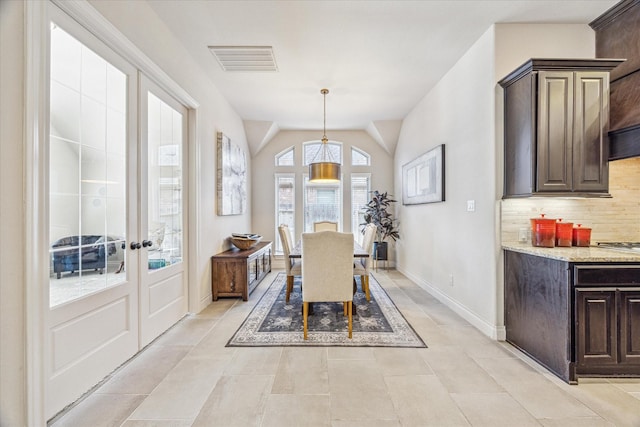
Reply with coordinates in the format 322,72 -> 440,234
278,224 -> 301,303
354,223 -> 376,301
313,221 -> 338,232
301,231 -> 354,340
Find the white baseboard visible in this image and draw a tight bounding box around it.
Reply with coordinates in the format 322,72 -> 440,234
398,267 -> 504,341
198,293 -> 213,313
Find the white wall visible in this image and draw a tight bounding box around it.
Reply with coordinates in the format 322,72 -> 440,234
89,0 -> 252,308
252,130 -> 394,256
0,1 -> 27,425
394,24 -> 596,339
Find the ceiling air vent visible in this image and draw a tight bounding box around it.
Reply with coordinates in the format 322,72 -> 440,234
208,46 -> 278,72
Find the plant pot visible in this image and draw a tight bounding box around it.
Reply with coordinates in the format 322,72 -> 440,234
373,241 -> 388,261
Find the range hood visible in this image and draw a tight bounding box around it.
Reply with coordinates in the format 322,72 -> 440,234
609,124 -> 640,161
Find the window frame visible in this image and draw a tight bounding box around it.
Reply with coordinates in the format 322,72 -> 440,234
274,173 -> 296,255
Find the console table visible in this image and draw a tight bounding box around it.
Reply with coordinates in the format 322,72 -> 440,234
211,241 -> 272,301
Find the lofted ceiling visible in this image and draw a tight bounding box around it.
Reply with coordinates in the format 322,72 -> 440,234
144,0 -> 617,154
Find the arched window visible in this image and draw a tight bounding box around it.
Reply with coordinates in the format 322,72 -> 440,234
275,146 -> 295,166
303,141 -> 342,165
351,147 -> 370,166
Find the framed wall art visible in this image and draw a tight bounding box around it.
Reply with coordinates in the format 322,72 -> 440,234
216,132 -> 247,215
402,144 -> 445,205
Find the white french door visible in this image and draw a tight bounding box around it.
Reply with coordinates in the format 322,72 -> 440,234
46,6 -> 187,418
138,77 -> 188,347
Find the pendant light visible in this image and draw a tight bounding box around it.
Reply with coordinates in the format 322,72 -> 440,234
309,88 -> 341,182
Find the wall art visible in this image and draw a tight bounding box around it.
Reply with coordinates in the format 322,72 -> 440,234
217,132 -> 247,215
402,144 -> 445,205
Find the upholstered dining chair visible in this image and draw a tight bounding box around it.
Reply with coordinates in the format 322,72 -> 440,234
278,224 -> 301,303
313,221 -> 338,232
301,231 -> 354,340
354,223 -> 377,301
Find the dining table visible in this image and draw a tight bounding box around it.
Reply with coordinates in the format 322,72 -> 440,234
289,239 -> 369,315
288,240 -> 369,259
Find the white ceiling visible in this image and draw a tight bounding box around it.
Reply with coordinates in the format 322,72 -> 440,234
145,0 -> 616,142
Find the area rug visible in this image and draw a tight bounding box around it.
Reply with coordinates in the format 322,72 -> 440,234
226,272 -> 426,347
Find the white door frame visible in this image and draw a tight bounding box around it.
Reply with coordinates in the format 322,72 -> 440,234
24,1 -> 200,424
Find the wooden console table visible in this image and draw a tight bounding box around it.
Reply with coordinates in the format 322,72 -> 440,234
211,241 -> 272,301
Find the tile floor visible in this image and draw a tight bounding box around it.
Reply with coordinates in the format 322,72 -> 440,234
50,269 -> 640,426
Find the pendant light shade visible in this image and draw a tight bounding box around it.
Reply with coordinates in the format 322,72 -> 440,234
309,89 -> 341,182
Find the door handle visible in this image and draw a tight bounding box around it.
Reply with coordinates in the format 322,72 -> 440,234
130,241 -> 141,250
142,240 -> 152,248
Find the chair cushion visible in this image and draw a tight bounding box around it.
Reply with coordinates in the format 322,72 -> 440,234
289,259 -> 302,275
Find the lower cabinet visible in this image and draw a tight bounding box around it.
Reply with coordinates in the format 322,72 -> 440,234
211,241 -> 272,301
505,250 -> 640,383
576,287 -> 640,375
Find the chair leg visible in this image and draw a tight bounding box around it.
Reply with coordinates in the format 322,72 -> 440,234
362,275 -> 370,302
347,301 -> 352,339
343,302 -> 347,316
303,301 -> 309,340
286,275 -> 294,303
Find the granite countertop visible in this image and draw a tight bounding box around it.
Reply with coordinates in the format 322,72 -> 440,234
502,241 -> 640,262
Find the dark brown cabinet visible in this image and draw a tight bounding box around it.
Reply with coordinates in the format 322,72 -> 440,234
211,241 -> 272,301
574,265 -> 640,376
504,250 -> 640,383
591,0 -> 640,159
499,59 -> 623,198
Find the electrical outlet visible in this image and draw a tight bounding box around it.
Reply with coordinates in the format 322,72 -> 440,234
449,274 -> 454,286
466,200 -> 475,212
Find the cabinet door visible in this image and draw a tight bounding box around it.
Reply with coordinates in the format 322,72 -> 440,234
573,72 -> 610,192
214,260 -> 246,296
576,289 -> 617,367
537,71 -> 574,192
619,290 -> 640,366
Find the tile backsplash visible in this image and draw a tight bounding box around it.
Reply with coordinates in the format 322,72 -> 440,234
501,157 -> 640,243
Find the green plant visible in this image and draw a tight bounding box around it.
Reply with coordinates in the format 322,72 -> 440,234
361,190 -> 400,242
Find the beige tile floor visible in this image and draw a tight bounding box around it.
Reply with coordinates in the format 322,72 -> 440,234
50,269 -> 640,427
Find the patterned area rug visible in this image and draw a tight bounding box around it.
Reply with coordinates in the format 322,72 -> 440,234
227,272 -> 426,347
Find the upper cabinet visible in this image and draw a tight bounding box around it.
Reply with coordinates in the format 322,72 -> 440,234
590,0 -> 640,161
499,59 -> 623,198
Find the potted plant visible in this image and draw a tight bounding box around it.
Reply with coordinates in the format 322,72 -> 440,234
361,190 -> 399,261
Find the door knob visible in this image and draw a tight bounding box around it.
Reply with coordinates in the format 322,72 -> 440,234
142,240 -> 152,248
130,241 -> 141,250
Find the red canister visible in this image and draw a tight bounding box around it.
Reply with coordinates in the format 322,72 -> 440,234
555,219 -> 573,247
530,214 -> 556,247
572,224 -> 592,247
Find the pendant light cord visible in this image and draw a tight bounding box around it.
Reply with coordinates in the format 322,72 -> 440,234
322,88 -> 327,142
311,88 -> 335,163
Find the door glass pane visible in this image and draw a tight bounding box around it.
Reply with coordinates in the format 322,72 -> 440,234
49,25 -> 127,306
147,93 -> 183,271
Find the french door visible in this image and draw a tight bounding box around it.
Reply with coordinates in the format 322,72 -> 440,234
139,77 -> 188,347
46,6 -> 187,418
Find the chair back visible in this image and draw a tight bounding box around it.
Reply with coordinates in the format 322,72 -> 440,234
278,224 -> 294,274
313,221 -> 338,232
361,223 -> 377,269
302,231 -> 354,302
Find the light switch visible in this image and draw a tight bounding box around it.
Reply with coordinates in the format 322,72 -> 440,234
467,200 -> 475,212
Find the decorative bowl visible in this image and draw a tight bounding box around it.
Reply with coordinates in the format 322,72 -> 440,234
230,235 -> 262,250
